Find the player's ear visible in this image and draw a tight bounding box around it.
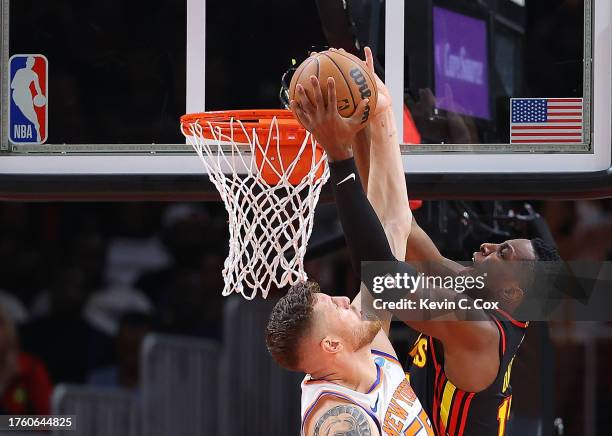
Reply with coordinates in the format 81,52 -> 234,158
320,336 -> 342,354
501,286 -> 524,306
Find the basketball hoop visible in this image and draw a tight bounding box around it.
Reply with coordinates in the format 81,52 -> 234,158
180,110 -> 329,299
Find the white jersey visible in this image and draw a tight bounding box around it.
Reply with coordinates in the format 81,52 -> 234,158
301,350 -> 434,435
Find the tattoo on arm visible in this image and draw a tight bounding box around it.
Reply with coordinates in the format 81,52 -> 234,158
313,405 -> 373,436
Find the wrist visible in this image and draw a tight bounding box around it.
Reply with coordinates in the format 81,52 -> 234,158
324,144 -> 353,162
371,108 -> 398,139
328,156 -> 358,182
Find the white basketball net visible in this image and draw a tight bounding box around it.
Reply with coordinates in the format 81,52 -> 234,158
181,115 -> 329,300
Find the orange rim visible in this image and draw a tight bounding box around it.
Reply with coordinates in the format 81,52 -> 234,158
181,109 -> 307,146
181,109 -> 326,185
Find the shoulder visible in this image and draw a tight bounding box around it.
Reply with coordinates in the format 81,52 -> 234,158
370,330 -> 398,361
303,396 -> 380,436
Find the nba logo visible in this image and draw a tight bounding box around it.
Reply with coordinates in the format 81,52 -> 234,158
8,54 -> 48,144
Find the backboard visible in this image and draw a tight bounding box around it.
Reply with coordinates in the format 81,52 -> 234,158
1,0 -> 610,200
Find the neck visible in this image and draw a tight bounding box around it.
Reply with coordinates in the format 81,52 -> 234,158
309,346 -> 378,393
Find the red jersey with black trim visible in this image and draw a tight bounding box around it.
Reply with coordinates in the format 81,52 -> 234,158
404,310 -> 528,436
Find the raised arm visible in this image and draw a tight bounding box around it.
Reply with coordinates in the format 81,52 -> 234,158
291,72 -> 417,360
350,48 -> 411,341
356,48 -> 412,259
290,63 -> 500,392
406,220 -> 464,275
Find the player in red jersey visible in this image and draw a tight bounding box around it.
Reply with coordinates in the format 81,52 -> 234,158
289,46 -> 561,436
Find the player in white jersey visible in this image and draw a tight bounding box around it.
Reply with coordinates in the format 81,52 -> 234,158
266,48 -> 433,436
301,348 -> 433,435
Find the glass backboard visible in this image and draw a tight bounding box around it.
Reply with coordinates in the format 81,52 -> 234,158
0,0 -> 610,199
387,0 -> 610,174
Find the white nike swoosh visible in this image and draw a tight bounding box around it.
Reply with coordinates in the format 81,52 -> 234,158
336,173 -> 356,186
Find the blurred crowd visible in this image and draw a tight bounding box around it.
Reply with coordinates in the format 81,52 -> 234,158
0,202 -> 231,414
0,199 -> 610,433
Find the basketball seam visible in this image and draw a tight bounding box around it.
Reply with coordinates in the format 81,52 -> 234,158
321,53 -> 357,112
329,50 -> 378,106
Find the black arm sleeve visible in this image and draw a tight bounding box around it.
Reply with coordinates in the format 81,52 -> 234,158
329,158 -> 422,316
328,157 -> 397,270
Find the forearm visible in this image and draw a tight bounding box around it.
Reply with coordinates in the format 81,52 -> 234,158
368,108 -> 412,258
355,108 -> 410,333
406,220 -> 463,275
329,157 -> 396,268
329,160 -> 487,340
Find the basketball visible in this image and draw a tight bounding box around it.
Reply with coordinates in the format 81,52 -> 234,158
33,94 -> 46,107
289,49 -> 377,123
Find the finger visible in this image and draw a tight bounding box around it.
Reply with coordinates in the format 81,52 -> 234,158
326,77 -> 338,114
310,76 -> 325,109
296,84 -> 316,114
290,100 -> 312,129
364,47 -> 386,92
364,47 -> 375,75
349,98 -> 370,126
292,89 -> 314,121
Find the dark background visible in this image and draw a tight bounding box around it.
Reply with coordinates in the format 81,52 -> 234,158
8,0 -> 584,146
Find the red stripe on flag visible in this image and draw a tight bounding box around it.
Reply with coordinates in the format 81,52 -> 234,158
511,125 -> 582,130
548,106 -> 583,110
511,139 -> 583,143
511,133 -> 583,137
548,98 -> 583,103
548,112 -> 583,116
546,119 -> 582,123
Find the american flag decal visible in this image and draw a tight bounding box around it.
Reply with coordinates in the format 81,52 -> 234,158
510,98 -> 583,144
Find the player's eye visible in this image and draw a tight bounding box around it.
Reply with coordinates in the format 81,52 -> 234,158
499,244 -> 511,259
